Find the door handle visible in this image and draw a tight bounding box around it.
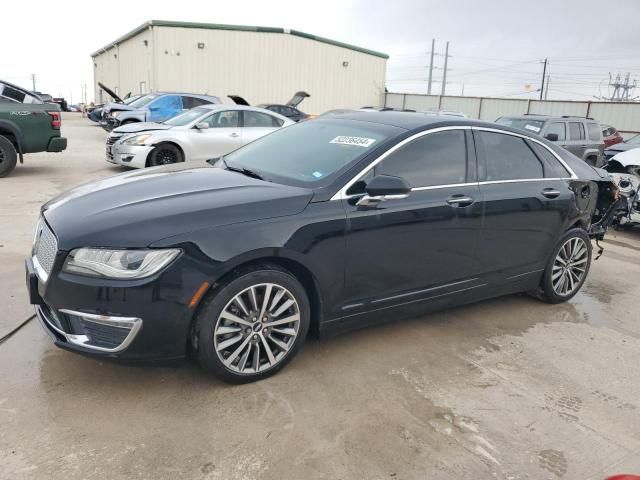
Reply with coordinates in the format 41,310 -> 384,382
446,195 -> 474,207
541,188 -> 560,199
229,132 -> 240,138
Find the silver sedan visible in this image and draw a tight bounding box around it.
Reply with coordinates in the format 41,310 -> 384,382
106,104 -> 293,168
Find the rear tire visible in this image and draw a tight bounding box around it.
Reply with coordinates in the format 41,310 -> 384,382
537,228 -> 592,304
147,143 -> 183,167
0,135 -> 18,177
195,265 -> 310,384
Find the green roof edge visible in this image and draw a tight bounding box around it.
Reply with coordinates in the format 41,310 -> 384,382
90,20 -> 389,59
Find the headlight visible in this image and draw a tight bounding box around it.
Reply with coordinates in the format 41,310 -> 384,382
63,248 -> 181,279
123,134 -> 151,146
112,111 -> 121,118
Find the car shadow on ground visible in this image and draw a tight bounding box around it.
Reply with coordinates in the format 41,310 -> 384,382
35,292 -> 587,396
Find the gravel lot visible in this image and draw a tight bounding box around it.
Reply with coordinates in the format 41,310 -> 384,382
2,113 -> 640,479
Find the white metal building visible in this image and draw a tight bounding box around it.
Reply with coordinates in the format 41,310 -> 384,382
91,20 -> 388,113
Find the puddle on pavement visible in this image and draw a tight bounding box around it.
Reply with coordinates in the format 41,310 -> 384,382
570,279 -> 623,329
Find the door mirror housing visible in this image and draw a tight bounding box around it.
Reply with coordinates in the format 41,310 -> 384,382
357,175 -> 411,206
195,122 -> 209,130
544,133 -> 559,142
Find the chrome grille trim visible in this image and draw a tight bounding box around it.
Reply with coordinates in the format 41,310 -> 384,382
106,134 -> 122,145
33,220 -> 58,282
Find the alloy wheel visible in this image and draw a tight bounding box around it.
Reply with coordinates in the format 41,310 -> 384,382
157,149 -> 178,164
551,237 -> 588,296
214,283 -> 300,374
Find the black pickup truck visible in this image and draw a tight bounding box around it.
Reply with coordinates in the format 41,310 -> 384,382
0,80 -> 67,177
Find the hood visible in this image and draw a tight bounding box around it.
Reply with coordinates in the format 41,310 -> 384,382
610,148 -> 640,167
103,102 -> 137,114
113,122 -> 173,134
606,143 -> 638,154
98,82 -> 123,103
42,164 -> 313,250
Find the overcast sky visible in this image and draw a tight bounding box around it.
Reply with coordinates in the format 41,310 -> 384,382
2,0 -> 638,104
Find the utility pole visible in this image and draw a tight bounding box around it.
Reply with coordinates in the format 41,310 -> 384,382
544,75 -> 550,100
441,41 -> 449,96
539,58 -> 547,100
427,38 -> 435,95
31,73 -> 36,92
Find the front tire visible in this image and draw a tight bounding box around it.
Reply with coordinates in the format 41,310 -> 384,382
195,265 -> 310,383
538,228 -> 592,304
0,135 -> 18,177
147,143 -> 183,167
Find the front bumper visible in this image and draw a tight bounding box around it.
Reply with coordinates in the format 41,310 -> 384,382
47,137 -> 67,152
25,246 -> 206,362
106,143 -> 151,169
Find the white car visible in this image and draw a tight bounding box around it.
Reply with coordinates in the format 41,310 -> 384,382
106,104 -> 293,168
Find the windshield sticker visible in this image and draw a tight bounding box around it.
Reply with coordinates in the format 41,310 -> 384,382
330,136 -> 376,147
524,124 -> 541,133
312,171 -> 323,179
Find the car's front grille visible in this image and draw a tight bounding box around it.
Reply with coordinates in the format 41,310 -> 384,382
106,134 -> 122,145
34,220 -> 58,278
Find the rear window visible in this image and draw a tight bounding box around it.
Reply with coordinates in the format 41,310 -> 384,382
496,117 -> 544,134
224,119 -> 400,187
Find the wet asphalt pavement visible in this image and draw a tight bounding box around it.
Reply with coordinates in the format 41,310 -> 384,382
1,114 -> 640,479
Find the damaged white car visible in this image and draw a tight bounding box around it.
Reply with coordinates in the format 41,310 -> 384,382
604,149 -> 640,227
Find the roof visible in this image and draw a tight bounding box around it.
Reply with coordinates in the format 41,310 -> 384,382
319,110 -> 499,131
91,20 -> 388,59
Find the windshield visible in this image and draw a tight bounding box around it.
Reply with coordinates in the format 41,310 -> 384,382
496,117 -> 545,134
128,94 -> 158,108
627,134 -> 640,145
123,95 -> 142,105
163,107 -> 209,126
224,119 -> 400,187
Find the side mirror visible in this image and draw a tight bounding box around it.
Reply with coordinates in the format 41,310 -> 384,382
544,133 -> 559,142
357,175 -> 411,206
195,122 -> 209,130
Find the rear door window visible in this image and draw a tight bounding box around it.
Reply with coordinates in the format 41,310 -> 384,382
587,123 -> 601,141
476,131 -> 544,181
568,122 -> 585,141
546,122 -> 566,141
243,111 -> 281,127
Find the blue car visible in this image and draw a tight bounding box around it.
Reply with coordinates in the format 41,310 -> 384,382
102,93 -> 220,131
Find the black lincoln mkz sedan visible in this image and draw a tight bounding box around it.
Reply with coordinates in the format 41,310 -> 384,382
26,111 -> 619,383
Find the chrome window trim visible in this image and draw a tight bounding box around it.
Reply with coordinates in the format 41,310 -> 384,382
330,125 -> 578,201
330,126 -> 472,201
471,126 -> 578,180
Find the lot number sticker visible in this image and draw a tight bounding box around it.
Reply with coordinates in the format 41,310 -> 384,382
330,136 -> 377,147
